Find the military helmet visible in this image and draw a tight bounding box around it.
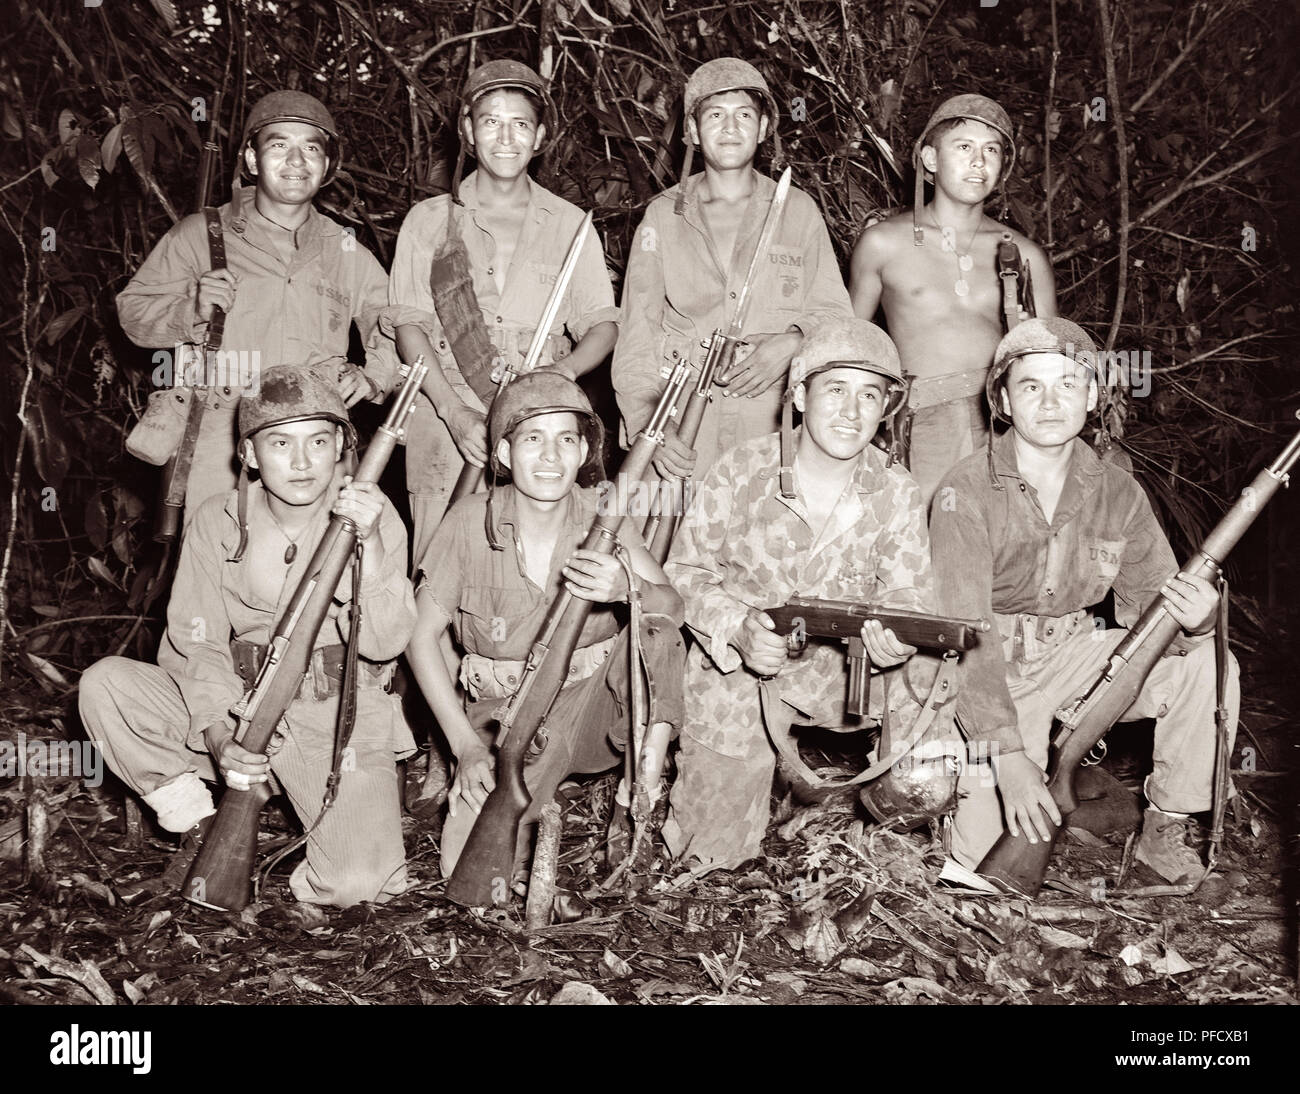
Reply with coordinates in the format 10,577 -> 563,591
913,93 -> 1016,182
461,59 -> 556,140
238,364 -> 355,450
241,90 -> 340,184
683,57 -> 779,137
487,368 -> 604,479
986,317 -> 1099,421
789,317 -> 906,401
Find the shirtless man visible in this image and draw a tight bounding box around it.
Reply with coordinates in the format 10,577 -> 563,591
850,94 -> 1057,507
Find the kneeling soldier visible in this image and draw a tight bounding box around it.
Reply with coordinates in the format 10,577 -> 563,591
930,318 -> 1239,882
405,370 -> 684,878
664,317 -> 960,870
80,366 -> 416,907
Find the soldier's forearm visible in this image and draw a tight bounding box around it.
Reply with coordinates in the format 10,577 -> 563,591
395,325 -> 468,418
565,320 -> 618,378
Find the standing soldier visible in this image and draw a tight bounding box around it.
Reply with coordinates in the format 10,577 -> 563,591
384,60 -> 619,563
119,90 -> 398,519
850,93 -> 1057,507
79,366 -> 416,906
613,58 -> 852,487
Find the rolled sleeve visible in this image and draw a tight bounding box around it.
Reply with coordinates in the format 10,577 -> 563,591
564,220 -> 620,341
414,498 -> 469,618
117,212 -> 208,349
381,199 -> 444,343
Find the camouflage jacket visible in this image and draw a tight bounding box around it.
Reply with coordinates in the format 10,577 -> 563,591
665,432 -> 933,753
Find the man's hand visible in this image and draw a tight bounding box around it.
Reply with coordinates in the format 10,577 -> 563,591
562,549 -> 629,604
444,402 -> 488,468
205,723 -> 270,792
195,268 -> 237,323
651,432 -> 697,481
448,742 -> 496,817
333,478 -> 384,540
993,751 -> 1061,844
337,367 -> 378,408
859,619 -> 916,669
735,609 -> 789,677
1162,571 -> 1220,635
717,331 -> 801,399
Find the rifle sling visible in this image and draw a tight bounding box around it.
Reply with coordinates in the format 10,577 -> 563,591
324,538 -> 364,809
758,653 -> 958,789
163,208 -> 228,509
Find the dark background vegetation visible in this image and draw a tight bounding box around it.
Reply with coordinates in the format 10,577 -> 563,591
0,0 -> 1298,1008
1,0 -> 1297,676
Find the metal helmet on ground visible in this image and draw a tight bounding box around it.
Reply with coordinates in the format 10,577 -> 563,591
911,93 -> 1015,246
682,57 -> 779,133
238,364 -> 355,449
461,59 -> 556,144
241,90 -> 341,184
985,316 -> 1099,422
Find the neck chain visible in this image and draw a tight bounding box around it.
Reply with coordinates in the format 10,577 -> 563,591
267,508 -> 307,565
929,215 -> 979,297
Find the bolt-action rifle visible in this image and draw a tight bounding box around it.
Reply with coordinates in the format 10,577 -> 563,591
182,358 -> 427,912
444,359 -> 692,907
997,230 -> 1034,333
978,414 -> 1300,897
643,167 -> 793,563
155,92 -> 226,545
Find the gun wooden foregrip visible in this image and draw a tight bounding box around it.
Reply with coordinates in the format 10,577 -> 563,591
765,601 -> 988,653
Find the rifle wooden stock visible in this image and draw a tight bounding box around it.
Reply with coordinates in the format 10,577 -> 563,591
447,213 -> 595,510
444,363 -> 687,907
155,92 -> 224,544
643,168 -> 793,563
977,417 -> 1300,897
183,359 -> 427,911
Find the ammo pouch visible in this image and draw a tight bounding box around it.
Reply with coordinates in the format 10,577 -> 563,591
231,639 -> 393,703
126,386 -> 194,466
460,634 -> 616,703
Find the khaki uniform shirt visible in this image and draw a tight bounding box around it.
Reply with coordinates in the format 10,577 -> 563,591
666,433 -> 933,756
117,188 -> 399,395
612,172 -> 852,454
381,171 -> 619,400
418,485 -> 620,662
158,474 -> 416,752
929,431 -> 1189,754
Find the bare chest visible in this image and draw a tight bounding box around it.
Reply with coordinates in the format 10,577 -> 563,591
699,200 -> 749,278
477,206 -> 529,295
